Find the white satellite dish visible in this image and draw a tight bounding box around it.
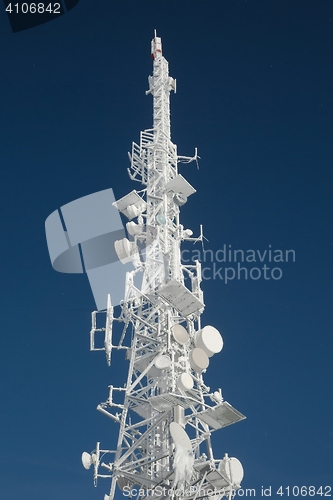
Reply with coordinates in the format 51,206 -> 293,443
173,192 -> 187,206
125,204 -> 140,220
177,372 -> 194,392
126,221 -> 144,236
183,229 -> 193,237
219,457 -> 244,486
194,326 -> 223,357
189,348 -> 209,372
81,451 -> 92,470
172,324 -> 189,345
170,422 -> 192,451
154,354 -> 171,370
213,390 -> 223,402
114,238 -> 138,264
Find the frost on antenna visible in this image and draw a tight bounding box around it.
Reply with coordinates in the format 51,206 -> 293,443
47,31 -> 247,500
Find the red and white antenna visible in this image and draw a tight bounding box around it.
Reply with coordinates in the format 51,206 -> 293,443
151,29 -> 162,59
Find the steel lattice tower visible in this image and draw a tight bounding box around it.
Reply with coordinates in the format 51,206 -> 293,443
83,33 -> 246,500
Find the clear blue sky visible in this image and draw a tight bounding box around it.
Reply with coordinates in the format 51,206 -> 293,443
0,1 -> 332,499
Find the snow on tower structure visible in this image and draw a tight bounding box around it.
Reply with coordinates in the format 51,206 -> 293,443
82,33 -> 246,500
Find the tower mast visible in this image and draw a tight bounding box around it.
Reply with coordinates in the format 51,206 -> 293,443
84,33 -> 246,500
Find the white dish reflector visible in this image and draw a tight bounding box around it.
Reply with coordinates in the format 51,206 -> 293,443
194,326 -> 223,357
126,221 -> 144,235
219,457 -> 244,486
189,347 -> 209,372
177,372 -> 194,392
155,354 -> 171,370
170,422 -> 192,451
81,451 -> 92,470
172,324 -> 189,345
114,238 -> 138,264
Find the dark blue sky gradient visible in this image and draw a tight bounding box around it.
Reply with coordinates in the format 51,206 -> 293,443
0,1 -> 332,499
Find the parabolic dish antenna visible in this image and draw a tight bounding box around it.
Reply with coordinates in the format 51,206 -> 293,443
81,451 -> 92,470
172,324 -> 189,345
126,221 -> 144,236
170,422 -> 192,451
195,325 -> 223,357
173,192 -> 187,206
154,354 -> 171,370
189,347 -> 209,372
219,457 -> 244,485
114,238 -> 131,264
114,238 -> 138,264
177,372 -> 194,392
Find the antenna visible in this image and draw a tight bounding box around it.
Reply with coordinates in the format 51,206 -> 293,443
80,34 -> 246,499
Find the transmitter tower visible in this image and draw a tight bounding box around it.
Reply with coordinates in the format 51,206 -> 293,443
82,33 -> 246,500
